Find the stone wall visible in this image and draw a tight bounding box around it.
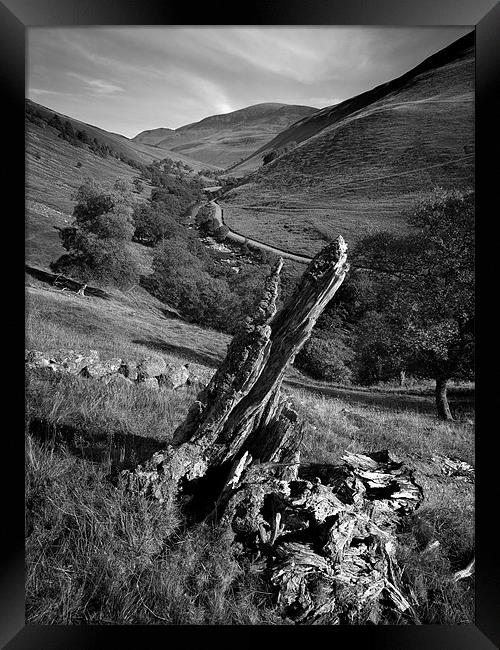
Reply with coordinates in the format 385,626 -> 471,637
25,349 -> 215,391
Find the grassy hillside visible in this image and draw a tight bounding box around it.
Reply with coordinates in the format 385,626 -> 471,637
221,33 -> 474,255
25,100 -> 218,271
134,103 -> 318,168
25,272 -> 474,624
26,99 -> 218,170
25,119 -> 156,271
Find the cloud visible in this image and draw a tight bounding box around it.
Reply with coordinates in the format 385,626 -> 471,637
66,72 -> 124,94
30,88 -> 64,96
26,26 -> 471,137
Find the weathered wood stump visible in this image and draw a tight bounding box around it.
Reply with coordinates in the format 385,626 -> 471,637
121,236 -> 349,506
121,235 -> 424,623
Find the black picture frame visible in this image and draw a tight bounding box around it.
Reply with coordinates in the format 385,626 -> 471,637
5,0 -> 498,646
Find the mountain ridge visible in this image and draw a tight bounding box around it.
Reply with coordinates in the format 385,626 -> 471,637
220,32 -> 474,255
133,102 -> 319,168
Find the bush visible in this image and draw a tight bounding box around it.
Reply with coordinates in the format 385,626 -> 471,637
295,335 -> 353,383
214,225 -> 229,242
133,178 -> 145,193
133,203 -> 181,246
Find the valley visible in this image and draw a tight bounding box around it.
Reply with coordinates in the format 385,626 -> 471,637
24,27 -> 476,627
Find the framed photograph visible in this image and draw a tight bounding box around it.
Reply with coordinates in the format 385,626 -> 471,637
4,0 -> 498,646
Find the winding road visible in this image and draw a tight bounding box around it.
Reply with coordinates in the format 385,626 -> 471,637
209,200 -> 313,264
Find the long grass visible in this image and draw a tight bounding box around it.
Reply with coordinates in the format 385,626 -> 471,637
26,436 -> 281,624
25,275 -> 474,625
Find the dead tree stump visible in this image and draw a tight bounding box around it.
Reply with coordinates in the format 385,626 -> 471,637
122,236 -> 349,506
121,235 -> 424,623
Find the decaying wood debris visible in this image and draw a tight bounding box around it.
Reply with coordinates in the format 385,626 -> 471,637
121,235 -> 425,624
219,449 -> 423,624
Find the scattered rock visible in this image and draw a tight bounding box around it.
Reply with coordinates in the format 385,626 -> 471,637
26,349 -> 101,374
137,356 -> 167,379
80,358 -> 122,379
61,350 -> 100,375
119,360 -> 139,381
140,377 -> 160,391
26,349 -> 196,393
101,373 -> 134,388
186,364 -> 216,388
158,364 -> 190,390
25,350 -> 50,369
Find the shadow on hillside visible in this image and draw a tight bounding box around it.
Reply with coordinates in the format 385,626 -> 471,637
25,265 -> 111,300
28,416 -> 165,471
133,336 -> 222,368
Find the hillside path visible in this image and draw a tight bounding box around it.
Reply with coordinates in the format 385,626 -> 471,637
283,375 -> 473,416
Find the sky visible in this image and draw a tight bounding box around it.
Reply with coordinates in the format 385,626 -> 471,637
27,26 -> 471,139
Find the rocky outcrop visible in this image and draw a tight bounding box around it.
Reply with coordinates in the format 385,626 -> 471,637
25,349 -> 213,392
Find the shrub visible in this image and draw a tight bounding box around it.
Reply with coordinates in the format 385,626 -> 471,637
214,225 -> 229,242
133,178 -> 145,193
295,335 -> 353,383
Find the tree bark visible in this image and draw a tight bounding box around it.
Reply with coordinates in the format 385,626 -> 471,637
121,236 -> 349,502
436,376 -> 453,420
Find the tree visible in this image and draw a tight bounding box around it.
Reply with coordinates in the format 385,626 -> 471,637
353,188 -> 474,419
51,179 -> 141,289
132,203 -> 181,246
295,308 -> 353,383
148,236 -> 234,329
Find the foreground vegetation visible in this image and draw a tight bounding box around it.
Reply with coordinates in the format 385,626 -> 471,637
25,376 -> 474,625
25,279 -> 474,625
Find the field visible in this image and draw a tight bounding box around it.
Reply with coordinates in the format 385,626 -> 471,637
25,273 -> 474,624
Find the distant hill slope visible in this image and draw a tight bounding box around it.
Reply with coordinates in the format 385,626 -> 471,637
25,118 -> 154,271
26,99 -> 219,171
132,127 -> 176,146
25,100 -> 215,271
133,102 -> 318,168
221,32 -> 474,256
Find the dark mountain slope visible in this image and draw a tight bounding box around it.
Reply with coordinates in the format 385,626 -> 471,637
221,32 -> 474,255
